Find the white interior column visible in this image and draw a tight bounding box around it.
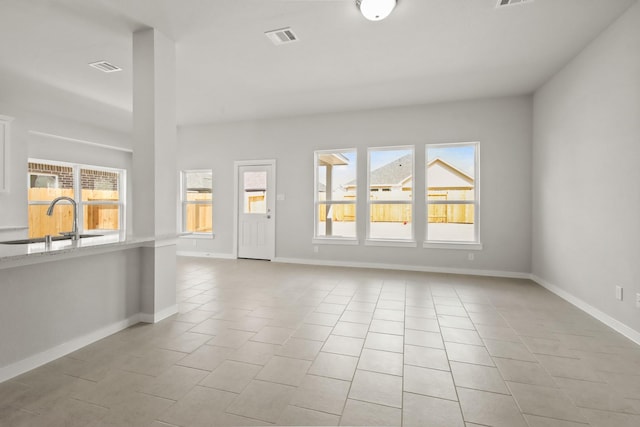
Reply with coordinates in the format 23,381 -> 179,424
132,28 -> 178,322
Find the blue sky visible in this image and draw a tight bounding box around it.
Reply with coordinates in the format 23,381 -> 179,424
428,145 -> 475,176
370,149 -> 411,171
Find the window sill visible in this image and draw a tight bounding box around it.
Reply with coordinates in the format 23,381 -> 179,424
312,238 -> 359,246
423,241 -> 483,250
365,239 -> 417,248
179,232 -> 215,240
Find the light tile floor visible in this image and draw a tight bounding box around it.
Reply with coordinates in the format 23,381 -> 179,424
2,257 -> 640,426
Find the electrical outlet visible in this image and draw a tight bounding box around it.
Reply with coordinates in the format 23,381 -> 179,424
313,246 -> 319,253
615,286 -> 623,301
636,293 -> 640,309
468,253 -> 474,261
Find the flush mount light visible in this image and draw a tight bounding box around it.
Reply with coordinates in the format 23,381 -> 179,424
356,0 -> 397,21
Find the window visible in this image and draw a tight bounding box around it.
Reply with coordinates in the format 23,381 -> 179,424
367,146 -> 414,243
181,170 -> 212,234
425,142 -> 480,247
27,160 -> 125,238
242,170 -> 267,214
314,149 -> 357,241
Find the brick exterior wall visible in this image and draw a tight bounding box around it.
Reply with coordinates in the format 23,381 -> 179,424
28,162 -> 118,191
81,169 -> 118,191
28,162 -> 73,189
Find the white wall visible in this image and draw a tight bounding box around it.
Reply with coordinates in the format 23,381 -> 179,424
532,3 -> 640,334
178,96 -> 532,275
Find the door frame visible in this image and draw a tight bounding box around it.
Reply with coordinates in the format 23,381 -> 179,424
233,159 -> 277,260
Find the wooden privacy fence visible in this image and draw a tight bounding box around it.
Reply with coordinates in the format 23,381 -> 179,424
319,204 -> 356,222
185,204 -> 212,232
85,190 -> 119,231
28,188 -> 120,237
185,193 -> 212,232
320,203 -> 473,223
370,204 -> 412,223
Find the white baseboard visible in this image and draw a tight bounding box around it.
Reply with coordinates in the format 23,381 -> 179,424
273,257 -> 530,279
139,304 -> 179,324
530,274 -> 640,346
0,314 -> 141,384
177,252 -> 529,280
177,251 -> 236,260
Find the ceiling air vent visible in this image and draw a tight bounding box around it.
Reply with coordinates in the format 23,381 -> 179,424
265,27 -> 298,46
89,60 -> 122,73
497,0 -> 534,7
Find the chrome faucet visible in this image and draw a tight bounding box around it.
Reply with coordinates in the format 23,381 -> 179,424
46,196 -> 79,240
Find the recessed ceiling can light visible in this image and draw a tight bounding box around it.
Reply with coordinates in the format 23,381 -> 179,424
356,0 -> 397,21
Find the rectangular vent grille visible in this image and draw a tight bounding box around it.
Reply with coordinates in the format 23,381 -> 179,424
497,0 -> 534,7
265,27 -> 298,45
89,61 -> 122,73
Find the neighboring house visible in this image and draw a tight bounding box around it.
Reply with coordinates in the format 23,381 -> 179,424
341,155 -> 474,223
427,157 -> 474,195
426,158 -> 474,224
343,155 -> 473,197
344,154 -> 412,199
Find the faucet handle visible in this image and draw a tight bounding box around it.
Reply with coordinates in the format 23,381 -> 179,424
60,231 -> 79,240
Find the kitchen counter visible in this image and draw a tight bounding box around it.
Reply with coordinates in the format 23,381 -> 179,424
0,233 -> 155,269
0,231 -> 178,383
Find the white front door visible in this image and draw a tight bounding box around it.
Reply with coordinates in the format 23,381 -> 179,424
236,162 -> 275,260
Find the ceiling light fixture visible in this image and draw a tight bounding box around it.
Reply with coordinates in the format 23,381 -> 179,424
356,0 -> 397,21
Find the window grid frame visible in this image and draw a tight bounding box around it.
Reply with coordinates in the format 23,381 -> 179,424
366,145 -> 415,244
27,158 -> 125,236
425,141 -> 481,247
180,169 -> 213,236
313,148 -> 358,243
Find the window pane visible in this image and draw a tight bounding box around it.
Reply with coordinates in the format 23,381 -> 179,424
81,168 -> 120,201
83,204 -> 120,231
316,150 -> 357,201
243,171 -> 267,214
182,170 -> 213,233
369,149 -> 412,200
28,205 -> 74,238
427,204 -> 475,242
317,203 -> 356,238
369,203 -> 412,239
80,168 -> 120,233
28,162 -> 74,201
185,171 -> 212,201
426,145 -> 475,201
185,203 -> 213,233
28,162 -> 74,238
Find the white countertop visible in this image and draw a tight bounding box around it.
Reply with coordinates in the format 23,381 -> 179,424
0,233 -> 157,269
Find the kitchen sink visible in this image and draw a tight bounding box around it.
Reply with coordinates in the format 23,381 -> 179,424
0,234 -> 103,245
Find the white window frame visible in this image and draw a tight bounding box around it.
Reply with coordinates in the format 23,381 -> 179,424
366,145 -> 416,247
423,141 -> 482,250
27,158 -> 126,236
313,148 -> 358,245
180,169 -> 213,237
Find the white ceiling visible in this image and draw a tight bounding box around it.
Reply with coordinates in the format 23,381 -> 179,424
0,0 -> 636,131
